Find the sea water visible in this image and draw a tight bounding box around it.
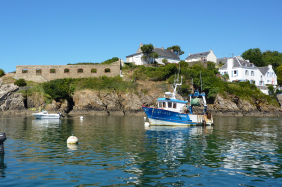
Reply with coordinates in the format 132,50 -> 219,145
0,115 -> 281,186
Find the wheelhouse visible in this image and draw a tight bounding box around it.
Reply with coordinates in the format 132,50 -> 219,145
157,98 -> 187,113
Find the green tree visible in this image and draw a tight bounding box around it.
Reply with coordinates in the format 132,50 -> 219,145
276,64 -> 282,85
262,50 -> 282,72
141,44 -> 155,64
242,48 -> 264,67
14,79 -> 27,87
0,69 -> 5,77
167,45 -> 184,56
179,60 -> 188,68
150,52 -> 159,61
207,61 -> 215,70
268,84 -> 275,95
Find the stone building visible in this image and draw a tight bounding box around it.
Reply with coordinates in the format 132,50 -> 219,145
15,59 -> 121,82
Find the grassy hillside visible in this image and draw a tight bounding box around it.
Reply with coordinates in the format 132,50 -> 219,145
13,62 -> 279,107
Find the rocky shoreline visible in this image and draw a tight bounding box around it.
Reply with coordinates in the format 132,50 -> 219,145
1,83 -> 282,117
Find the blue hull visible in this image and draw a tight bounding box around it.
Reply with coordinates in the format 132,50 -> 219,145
142,106 -> 206,126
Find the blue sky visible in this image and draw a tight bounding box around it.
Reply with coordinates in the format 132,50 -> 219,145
1,0 -> 281,73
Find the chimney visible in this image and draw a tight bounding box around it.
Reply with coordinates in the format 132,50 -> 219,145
170,49 -> 174,52
161,47 -> 164,49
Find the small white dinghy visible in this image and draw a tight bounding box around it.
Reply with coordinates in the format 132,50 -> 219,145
32,111 -> 64,119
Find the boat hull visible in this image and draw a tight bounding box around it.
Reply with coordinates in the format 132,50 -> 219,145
142,106 -> 213,126
32,114 -> 61,119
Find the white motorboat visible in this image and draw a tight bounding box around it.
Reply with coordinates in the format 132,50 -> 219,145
32,111 -> 64,119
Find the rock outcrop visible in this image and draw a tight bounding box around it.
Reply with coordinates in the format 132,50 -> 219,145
1,83 -> 282,117
209,94 -> 282,116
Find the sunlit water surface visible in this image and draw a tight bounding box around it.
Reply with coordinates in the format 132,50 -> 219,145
0,115 -> 282,186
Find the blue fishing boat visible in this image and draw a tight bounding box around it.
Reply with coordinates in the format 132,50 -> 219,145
142,77 -> 213,126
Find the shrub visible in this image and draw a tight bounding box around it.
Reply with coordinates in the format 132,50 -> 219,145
14,79 -> 27,87
0,69 -> 5,77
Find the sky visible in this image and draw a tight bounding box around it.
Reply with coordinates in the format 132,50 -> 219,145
1,0 -> 282,73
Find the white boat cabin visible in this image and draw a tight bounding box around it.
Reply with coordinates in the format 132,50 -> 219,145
157,97 -> 188,113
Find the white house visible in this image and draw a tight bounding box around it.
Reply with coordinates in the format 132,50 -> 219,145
185,50 -> 217,63
219,56 -> 277,94
126,43 -> 180,65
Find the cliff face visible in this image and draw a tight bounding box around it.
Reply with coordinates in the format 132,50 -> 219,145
1,83 -> 282,116
208,94 -> 282,116
69,89 -> 163,115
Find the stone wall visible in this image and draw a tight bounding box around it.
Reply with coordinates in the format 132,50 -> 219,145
16,59 -> 121,82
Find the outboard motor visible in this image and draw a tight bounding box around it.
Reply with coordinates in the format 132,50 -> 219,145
58,112 -> 65,118
0,133 -> 7,155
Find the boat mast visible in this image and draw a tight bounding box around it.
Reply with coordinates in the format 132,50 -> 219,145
200,71 -> 202,93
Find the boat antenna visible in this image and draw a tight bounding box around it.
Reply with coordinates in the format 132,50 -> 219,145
200,71 -> 202,93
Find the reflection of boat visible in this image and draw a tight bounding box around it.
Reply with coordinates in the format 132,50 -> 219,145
32,119 -> 61,128
32,111 -> 64,119
142,77 -> 213,126
147,125 -> 213,135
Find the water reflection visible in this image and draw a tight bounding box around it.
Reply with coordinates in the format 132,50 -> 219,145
32,119 -> 61,128
0,155 -> 6,178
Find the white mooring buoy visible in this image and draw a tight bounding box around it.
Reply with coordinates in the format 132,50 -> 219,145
144,116 -> 150,127
80,116 -> 83,120
67,135 -> 78,144
144,122 -> 150,127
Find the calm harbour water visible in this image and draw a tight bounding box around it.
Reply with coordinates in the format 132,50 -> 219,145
0,115 -> 282,187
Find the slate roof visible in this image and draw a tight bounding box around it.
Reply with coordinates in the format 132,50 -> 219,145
258,67 -> 269,75
126,47 -> 180,59
217,58 -> 228,64
126,52 -> 142,58
153,48 -> 180,59
220,63 -> 227,70
219,56 -> 256,70
185,51 -> 210,60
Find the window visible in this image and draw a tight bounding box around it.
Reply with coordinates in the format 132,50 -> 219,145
50,69 -> 56,73
158,102 -> 163,108
168,102 -> 172,108
251,71 -> 254,76
163,102 -> 166,108
91,68 -> 97,73
173,103 -> 177,109
77,68 -> 83,73
22,69 -> 28,73
233,70 -> 237,77
36,69 -> 42,75
245,70 -> 249,75
64,68 -> 69,73
267,72 -> 269,77
105,68 -> 111,73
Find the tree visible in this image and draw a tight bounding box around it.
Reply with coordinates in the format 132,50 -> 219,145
242,48 -> 264,67
141,44 -> 156,64
262,50 -> 282,72
162,58 -> 168,64
0,69 -> 5,77
167,45 -> 185,56
277,64 -> 282,85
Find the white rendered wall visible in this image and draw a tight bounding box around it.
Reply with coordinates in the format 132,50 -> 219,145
207,51 -> 217,63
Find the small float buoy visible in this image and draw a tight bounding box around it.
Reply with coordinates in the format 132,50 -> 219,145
144,122 -> 150,127
67,135 -> 78,144
80,116 -> 83,120
67,144 -> 78,150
